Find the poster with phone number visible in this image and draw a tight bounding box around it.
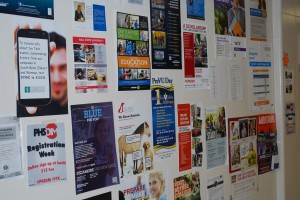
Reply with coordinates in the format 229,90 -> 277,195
0,0 -> 54,19
151,76 -> 176,161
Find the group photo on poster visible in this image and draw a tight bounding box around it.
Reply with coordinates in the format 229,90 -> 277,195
71,102 -> 119,194
14,17 -> 68,117
117,12 -> 151,91
27,123 -> 66,186
115,99 -> 154,179
150,0 -> 182,69
73,1 -> 107,31
73,37 -> 108,94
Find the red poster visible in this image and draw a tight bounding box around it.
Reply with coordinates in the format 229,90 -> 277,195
183,32 -> 195,78
177,104 -> 191,127
179,132 -> 192,172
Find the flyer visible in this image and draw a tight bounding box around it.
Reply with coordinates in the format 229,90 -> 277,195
27,123 -> 66,186
71,102 -> 119,194
151,76 -> 176,161
15,17 -> 68,117
284,69 -> 294,95
228,116 -> 257,173
186,0 -> 205,20
73,1 -> 107,31
115,99 -> 154,179
117,12 -> 151,91
150,0 -> 182,69
249,0 -> 267,41
182,23 -> 209,89
257,113 -> 278,174
0,116 -> 22,180
205,106 -> 226,169
120,175 -> 149,199
230,168 -> 258,200
207,174 -> 224,200
0,0 -> 54,19
177,103 -> 204,171
174,171 -> 201,200
73,37 -> 108,94
285,102 -> 296,134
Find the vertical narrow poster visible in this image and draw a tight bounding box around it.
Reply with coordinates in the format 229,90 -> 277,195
27,123 -> 66,186
150,0 -> 182,69
249,0 -> 267,41
73,37 -> 108,94
71,102 -> 119,194
117,12 -> 151,91
207,174 -> 224,200
151,76 -> 176,160
257,113 -> 278,174
182,23 -> 209,89
115,98 -> 154,179
205,106 -> 226,169
174,171 -> 201,199
285,102 -> 296,134
0,116 -> 22,180
187,0 -> 205,20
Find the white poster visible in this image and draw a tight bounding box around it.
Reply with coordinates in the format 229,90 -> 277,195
207,174 -> 224,200
250,0 -> 267,41
0,116 -> 22,180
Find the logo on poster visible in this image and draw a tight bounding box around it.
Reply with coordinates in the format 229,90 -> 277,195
34,123 -> 57,139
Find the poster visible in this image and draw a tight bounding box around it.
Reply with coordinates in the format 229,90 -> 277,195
186,0 -> 205,20
120,175 -> 149,199
177,103 -> 204,171
285,102 -> 296,134
205,106 -> 226,169
71,102 -> 119,194
151,76 -> 176,161
228,64 -> 244,101
230,168 -> 258,200
174,171 -> 201,200
249,0 -> 267,41
148,171 -> 168,200
73,1 -> 107,31
15,17 -> 68,117
115,99 -> 154,179
0,116 -> 22,180
117,12 -> 151,91
183,23 -> 209,89
27,123 -> 66,186
257,113 -> 278,174
150,0 -> 182,69
214,0 -> 246,59
228,116 -> 257,173
0,0 -> 54,19
207,175 -> 224,200
73,37 -> 108,94
284,69 -> 294,95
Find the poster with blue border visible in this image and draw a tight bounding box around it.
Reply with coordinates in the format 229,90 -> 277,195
0,0 -> 54,19
187,0 -> 205,20
151,76 -> 176,161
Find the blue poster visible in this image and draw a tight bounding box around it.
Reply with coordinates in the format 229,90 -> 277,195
93,5 -> 107,31
0,0 -> 54,19
187,0 -> 205,20
151,76 -> 176,160
71,102 -> 119,194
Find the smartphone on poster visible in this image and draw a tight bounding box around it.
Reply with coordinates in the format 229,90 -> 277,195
17,29 -> 51,106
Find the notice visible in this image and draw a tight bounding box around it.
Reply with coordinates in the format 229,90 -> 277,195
285,102 -> 296,134
73,37 -> 108,94
228,64 -> 244,101
0,0 -> 54,19
151,76 -> 176,160
73,1 -> 106,31
183,23 -> 209,89
117,12 -> 151,91
150,0 -> 182,69
0,116 -> 22,180
115,98 -> 154,179
207,175 -> 224,200
71,102 -> 119,194
174,171 -> 201,199
186,0 -> 205,20
250,0 -> 267,41
27,123 -> 66,186
284,69 -> 294,95
205,106 -> 227,169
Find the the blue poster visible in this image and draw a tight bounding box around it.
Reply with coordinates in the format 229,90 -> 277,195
71,102 -> 119,194
187,0 -> 205,20
0,0 -> 54,19
151,76 -> 176,161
